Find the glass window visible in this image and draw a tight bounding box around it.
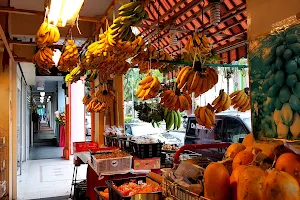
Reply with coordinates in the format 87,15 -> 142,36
224,118 -> 247,143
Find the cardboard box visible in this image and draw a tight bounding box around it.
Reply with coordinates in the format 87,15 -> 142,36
133,157 -> 160,170
73,141 -> 98,152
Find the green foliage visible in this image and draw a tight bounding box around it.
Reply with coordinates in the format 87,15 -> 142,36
125,116 -> 133,123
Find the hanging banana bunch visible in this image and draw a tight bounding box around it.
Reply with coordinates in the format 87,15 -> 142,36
35,21 -> 60,48
106,1 -> 149,45
96,83 -> 115,105
184,33 -> 211,55
176,66 -> 218,97
230,88 -> 251,112
65,64 -> 86,83
136,74 -> 161,100
87,98 -> 106,113
194,104 -> 216,129
212,89 -> 231,113
58,40 -> 79,72
160,90 -> 192,112
82,95 -> 92,105
32,47 -> 55,70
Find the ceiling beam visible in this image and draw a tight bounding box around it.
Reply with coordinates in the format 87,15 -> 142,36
139,0 -> 186,36
0,6 -> 101,23
0,25 -> 15,63
159,3 -> 246,51
143,0 -> 202,41
214,39 -> 247,54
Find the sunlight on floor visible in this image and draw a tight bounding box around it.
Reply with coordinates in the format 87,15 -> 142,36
17,157 -> 87,200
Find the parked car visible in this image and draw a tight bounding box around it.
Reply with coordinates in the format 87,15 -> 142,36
184,110 -> 251,161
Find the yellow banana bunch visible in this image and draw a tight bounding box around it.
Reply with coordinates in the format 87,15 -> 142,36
185,34 -> 211,55
212,89 -> 231,113
96,84 -> 115,105
87,99 -> 106,113
136,75 -> 161,100
82,95 -> 91,105
106,1 -> 149,44
36,21 -> 60,48
65,64 -> 86,83
194,104 -> 216,129
160,90 -> 192,112
32,47 -> 55,70
229,88 -> 251,112
58,40 -> 79,72
114,36 -> 145,59
176,66 -> 218,97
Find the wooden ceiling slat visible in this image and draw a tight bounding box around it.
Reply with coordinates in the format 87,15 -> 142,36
144,0 -> 201,41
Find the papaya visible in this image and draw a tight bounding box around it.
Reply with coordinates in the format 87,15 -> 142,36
274,70 -> 285,87
286,33 -> 298,44
276,44 -> 285,57
237,166 -> 266,200
287,43 -> 300,55
289,94 -> 300,111
290,112 -> 300,138
277,121 -> 289,139
292,82 -> 300,98
273,109 -> 281,125
262,169 -> 300,200
225,143 -> 246,159
275,152 -> 300,184
278,86 -> 291,103
265,54 -> 276,66
271,63 -> 277,72
274,37 -> 285,46
267,84 -> 280,97
273,97 -> 283,110
283,48 -> 293,60
286,74 -> 297,87
275,57 -> 283,69
232,150 -> 254,170
295,68 -> 300,80
242,133 -> 255,147
204,162 -> 230,200
230,165 -> 246,200
281,103 -> 293,126
285,60 -> 297,74
268,74 -> 275,85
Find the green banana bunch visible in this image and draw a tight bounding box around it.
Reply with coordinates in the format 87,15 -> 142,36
163,108 -> 181,130
107,1 -> 149,42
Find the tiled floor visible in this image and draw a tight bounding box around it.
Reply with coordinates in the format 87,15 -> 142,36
29,146 -> 64,160
17,157 -> 87,200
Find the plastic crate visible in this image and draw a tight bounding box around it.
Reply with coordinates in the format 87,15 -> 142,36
104,136 -> 118,147
74,180 -> 87,200
131,142 -> 163,158
73,141 -> 98,153
91,152 -> 132,174
94,186 -> 109,200
118,138 -> 133,152
106,176 -> 162,200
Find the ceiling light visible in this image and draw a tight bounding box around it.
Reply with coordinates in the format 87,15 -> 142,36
40,92 -> 45,97
47,0 -> 85,27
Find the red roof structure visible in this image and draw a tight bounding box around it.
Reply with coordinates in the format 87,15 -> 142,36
138,0 -> 247,63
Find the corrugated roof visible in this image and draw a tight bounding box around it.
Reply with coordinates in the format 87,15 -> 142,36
138,0 -> 247,62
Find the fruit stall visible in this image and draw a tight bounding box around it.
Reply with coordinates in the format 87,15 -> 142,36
38,0 -> 299,199
0,0 -> 299,199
